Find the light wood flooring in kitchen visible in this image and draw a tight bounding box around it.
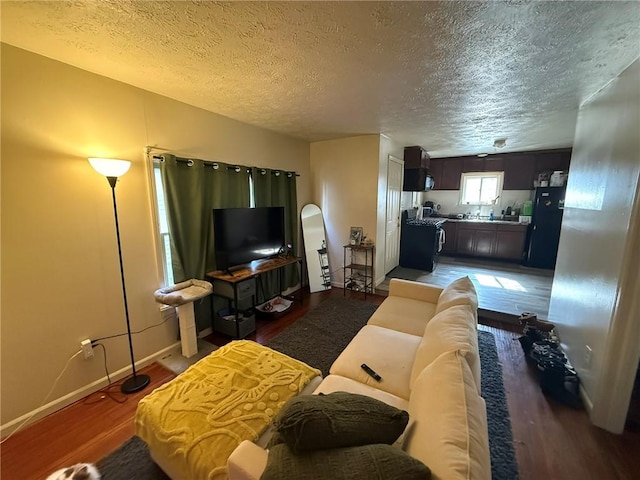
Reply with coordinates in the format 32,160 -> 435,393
378,255 -> 554,321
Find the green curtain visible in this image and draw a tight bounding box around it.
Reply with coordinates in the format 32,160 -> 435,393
160,155 -> 250,329
252,167 -> 299,301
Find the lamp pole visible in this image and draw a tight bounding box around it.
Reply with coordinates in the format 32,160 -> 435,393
89,158 -> 150,394
108,176 -> 150,394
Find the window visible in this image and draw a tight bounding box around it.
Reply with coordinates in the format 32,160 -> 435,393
152,166 -> 174,286
460,172 -> 503,205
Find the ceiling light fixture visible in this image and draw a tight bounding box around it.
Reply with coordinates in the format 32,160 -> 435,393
493,138 -> 507,149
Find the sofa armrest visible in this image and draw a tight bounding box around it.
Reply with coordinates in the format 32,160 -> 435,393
227,440 -> 269,480
389,278 -> 443,304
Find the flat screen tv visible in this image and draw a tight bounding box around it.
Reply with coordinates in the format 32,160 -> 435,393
212,206 -> 285,271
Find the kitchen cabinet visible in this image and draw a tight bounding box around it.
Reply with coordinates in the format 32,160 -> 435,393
432,148 -> 572,191
474,226 -> 496,257
404,146 -> 430,168
503,155 -> 537,190
461,155 -> 505,173
494,225 -> 527,261
536,151 -> 571,173
429,158 -> 443,190
483,156 -> 505,172
440,221 -> 457,254
449,222 -> 527,262
462,156 -> 484,172
428,157 -> 462,190
441,158 -> 463,190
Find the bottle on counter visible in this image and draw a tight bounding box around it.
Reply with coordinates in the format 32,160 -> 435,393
489,209 -> 494,221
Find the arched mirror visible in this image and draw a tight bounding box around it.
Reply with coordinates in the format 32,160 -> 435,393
301,204 -> 331,293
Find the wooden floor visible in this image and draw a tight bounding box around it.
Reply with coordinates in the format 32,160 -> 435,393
2,288 -> 639,480
380,255 -> 554,321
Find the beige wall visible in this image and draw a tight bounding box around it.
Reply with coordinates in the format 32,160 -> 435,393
0,44 -> 310,429
548,58 -> 640,432
309,136 -> 381,286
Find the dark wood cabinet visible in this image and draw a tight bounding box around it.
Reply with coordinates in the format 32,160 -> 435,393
494,226 -> 528,261
456,226 -> 476,256
450,222 -> 526,262
431,148 -> 572,191
440,221 -> 457,254
429,158 -> 444,190
404,146 -> 430,169
536,151 -> 571,174
462,156 -> 484,172
474,227 -> 496,257
503,155 -> 537,190
483,156 -> 505,172
440,158 -> 463,190
428,157 -> 462,190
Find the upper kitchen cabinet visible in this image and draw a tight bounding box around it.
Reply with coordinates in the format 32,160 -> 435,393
462,155 -> 505,172
431,157 -> 463,190
403,146 -> 432,191
403,146 -> 430,168
462,156 -> 485,172
503,154 -> 537,190
430,148 -> 571,191
536,150 -> 571,173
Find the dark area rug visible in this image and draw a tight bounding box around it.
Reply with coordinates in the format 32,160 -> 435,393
97,298 -> 518,480
478,329 -> 520,480
265,296 -> 378,376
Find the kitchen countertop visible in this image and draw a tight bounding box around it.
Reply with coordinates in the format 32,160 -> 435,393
437,217 -> 529,226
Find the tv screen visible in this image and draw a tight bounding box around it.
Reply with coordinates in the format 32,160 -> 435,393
212,207 -> 285,270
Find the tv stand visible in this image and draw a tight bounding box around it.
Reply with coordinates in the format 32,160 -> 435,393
206,256 -> 303,339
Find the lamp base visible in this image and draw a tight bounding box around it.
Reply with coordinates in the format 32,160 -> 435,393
121,374 -> 151,394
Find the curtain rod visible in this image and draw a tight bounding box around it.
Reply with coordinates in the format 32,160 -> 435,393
151,154 -> 300,177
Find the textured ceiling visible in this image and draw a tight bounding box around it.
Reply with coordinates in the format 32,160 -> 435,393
1,1 -> 639,157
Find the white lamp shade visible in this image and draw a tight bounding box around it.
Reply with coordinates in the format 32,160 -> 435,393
88,158 -> 131,177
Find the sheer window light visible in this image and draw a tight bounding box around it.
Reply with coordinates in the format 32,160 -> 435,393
460,172 -> 504,206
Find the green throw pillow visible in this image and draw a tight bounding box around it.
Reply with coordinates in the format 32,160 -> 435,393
272,392 -> 409,453
261,443 -> 431,480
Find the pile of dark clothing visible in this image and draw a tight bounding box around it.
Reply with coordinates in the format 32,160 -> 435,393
517,313 -> 582,409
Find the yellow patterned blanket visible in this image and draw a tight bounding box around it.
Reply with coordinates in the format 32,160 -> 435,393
135,340 -> 320,480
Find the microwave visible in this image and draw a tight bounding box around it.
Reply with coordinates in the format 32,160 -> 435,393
403,168 -> 434,192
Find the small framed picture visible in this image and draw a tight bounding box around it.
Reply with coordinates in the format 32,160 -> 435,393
349,226 -> 363,246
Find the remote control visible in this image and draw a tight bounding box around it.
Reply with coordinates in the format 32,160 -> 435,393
361,363 -> 382,382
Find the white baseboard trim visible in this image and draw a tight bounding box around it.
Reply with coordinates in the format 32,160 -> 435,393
0,341 -> 181,438
580,384 -> 594,414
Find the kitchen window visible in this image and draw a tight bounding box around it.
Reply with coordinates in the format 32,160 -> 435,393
460,172 -> 504,205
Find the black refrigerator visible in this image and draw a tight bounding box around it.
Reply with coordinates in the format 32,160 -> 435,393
526,186 -> 565,269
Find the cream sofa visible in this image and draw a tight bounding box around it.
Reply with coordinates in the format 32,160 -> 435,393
228,276 -> 491,480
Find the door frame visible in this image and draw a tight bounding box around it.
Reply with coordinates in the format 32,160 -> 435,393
384,154 -> 404,275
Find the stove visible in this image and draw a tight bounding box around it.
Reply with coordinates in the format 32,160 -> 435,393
406,218 -> 446,227
400,212 -> 446,272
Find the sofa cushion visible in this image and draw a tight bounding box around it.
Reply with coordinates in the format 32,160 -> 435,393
434,276 -> 478,315
271,392 -> 409,453
329,325 -> 422,399
404,350 -> 491,480
314,374 -> 410,411
261,443 -> 432,480
410,304 -> 481,394
388,278 -> 443,304
367,295 -> 438,336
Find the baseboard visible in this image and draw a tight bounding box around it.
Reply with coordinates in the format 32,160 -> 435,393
580,384 -> 594,414
0,341 -> 181,438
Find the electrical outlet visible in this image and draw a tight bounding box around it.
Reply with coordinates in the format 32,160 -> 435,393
81,339 -> 94,360
584,345 -> 593,367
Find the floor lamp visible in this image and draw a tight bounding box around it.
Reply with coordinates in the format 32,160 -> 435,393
89,158 -> 150,394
